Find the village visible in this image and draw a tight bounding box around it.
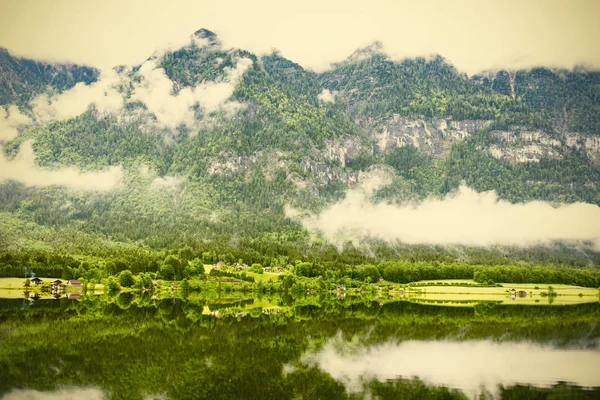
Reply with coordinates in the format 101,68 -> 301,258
23,275 -> 83,300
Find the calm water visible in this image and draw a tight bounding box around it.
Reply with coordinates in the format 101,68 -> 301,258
0,293 -> 599,399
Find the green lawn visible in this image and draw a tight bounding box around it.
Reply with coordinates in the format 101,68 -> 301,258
404,281 -> 599,306
0,277 -> 62,289
245,271 -> 281,282
0,277 -> 102,292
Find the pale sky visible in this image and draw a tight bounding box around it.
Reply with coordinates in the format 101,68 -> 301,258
0,0 -> 599,74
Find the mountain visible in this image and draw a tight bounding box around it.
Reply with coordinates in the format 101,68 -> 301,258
1,29 -> 599,274
0,48 -> 98,106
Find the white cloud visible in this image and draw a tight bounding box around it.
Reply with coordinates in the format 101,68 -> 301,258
1,387 -> 106,400
301,338 -> 600,397
317,89 -> 335,103
132,57 -> 252,130
31,69 -> 125,121
2,1 -> 598,75
150,175 -> 184,190
287,181 -> 600,249
0,106 -> 31,142
0,141 -> 123,191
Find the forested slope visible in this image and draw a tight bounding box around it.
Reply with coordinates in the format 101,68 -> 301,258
1,29 -> 599,274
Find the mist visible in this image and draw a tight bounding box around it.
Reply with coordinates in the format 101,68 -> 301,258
1,0 -> 599,75
132,56 -> 252,130
1,387 -> 105,400
30,70 -> 125,122
299,337 -> 600,396
0,141 -> 123,191
286,176 -> 600,250
0,106 -> 31,142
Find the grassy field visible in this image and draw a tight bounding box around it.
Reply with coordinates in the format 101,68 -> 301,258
245,271 -> 281,282
408,293 -> 599,306
0,277 -> 103,292
404,280 -> 599,306
0,277 -> 62,289
407,281 -> 598,295
0,289 -> 31,299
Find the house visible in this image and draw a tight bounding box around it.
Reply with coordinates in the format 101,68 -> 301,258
214,261 -> 225,269
509,288 -> 516,294
29,293 -> 41,301
50,279 -> 63,287
67,280 -> 82,289
29,276 -> 43,285
276,266 -> 285,272
67,293 -> 81,300
518,290 -> 527,298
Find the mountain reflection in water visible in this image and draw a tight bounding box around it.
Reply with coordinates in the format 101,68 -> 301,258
0,295 -> 599,399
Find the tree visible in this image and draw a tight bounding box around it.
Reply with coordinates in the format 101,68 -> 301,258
107,277 -> 121,293
159,264 -> 176,281
119,270 -> 135,288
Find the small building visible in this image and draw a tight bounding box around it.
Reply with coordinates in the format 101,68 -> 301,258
67,280 -> 82,289
509,288 -> 516,294
518,290 -> 527,298
29,293 -> 41,301
67,293 -> 81,300
50,279 -> 63,287
29,276 -> 43,285
214,261 -> 225,269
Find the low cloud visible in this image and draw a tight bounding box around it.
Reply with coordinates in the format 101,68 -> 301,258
31,70 -> 125,121
0,141 -> 123,191
0,106 -> 31,142
317,89 -> 335,103
286,178 -> 600,249
301,338 -> 600,396
150,175 -> 184,190
132,57 -> 252,130
1,387 -> 106,400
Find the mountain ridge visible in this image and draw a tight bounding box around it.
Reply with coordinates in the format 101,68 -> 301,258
0,29 -> 599,269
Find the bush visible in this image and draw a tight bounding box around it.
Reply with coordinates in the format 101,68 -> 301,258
119,270 -> 135,288
107,277 -> 121,293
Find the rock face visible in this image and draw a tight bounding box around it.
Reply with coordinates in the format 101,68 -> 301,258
486,129 -> 600,163
206,117 -> 600,197
373,115 -> 493,155
324,136 -> 371,167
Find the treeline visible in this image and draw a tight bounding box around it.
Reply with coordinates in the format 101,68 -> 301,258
294,260 -> 600,288
1,247 -> 599,288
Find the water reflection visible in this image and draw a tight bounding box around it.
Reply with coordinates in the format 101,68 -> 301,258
1,296 -> 599,399
300,336 -> 600,398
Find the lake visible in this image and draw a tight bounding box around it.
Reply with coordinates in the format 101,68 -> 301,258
0,292 -> 599,399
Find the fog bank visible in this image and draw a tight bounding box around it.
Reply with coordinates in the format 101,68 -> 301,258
0,141 -> 123,191
1,387 -> 105,400
0,106 -> 31,142
286,179 -> 600,249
